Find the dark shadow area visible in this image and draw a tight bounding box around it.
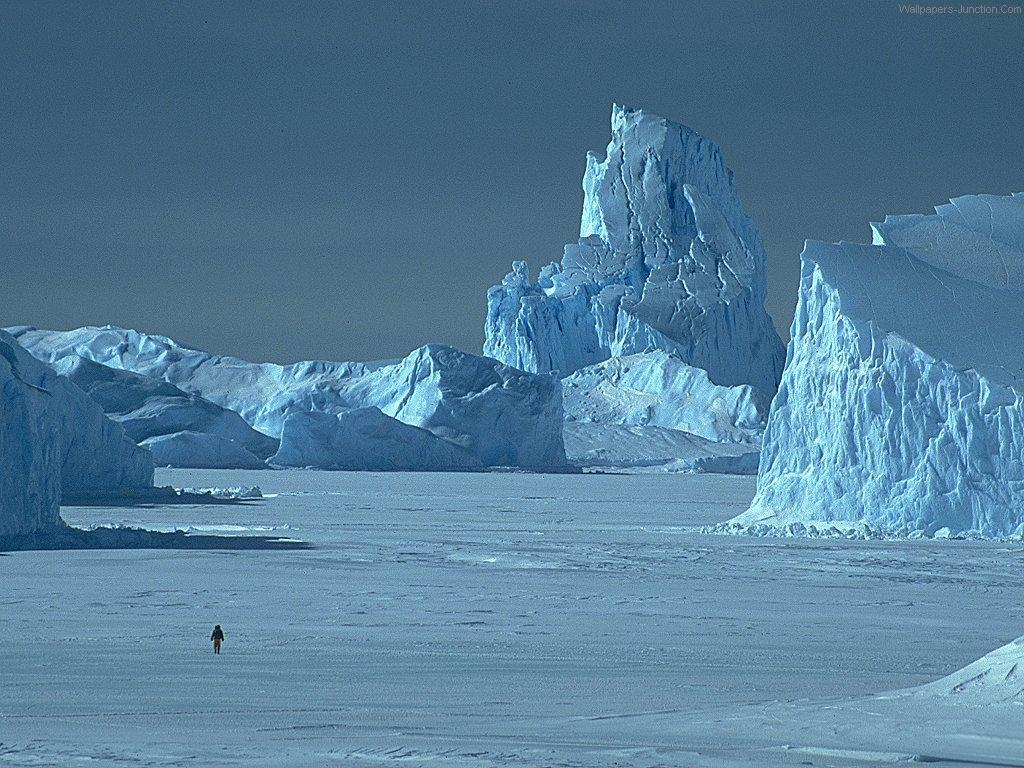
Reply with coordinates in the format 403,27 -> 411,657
0,524 -> 311,553
61,486 -> 262,508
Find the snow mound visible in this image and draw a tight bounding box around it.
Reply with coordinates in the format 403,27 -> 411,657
565,423 -> 758,473
0,331 -> 152,536
51,355 -> 278,465
733,192 -> 1024,538
484,105 -> 784,396
142,431 -> 267,469
9,328 -> 566,469
562,351 -> 767,444
271,408 -> 483,471
913,634 -> 1024,704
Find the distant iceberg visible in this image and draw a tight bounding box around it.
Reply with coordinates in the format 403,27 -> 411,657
10,328 -> 566,470
731,192 -> 1024,538
142,431 -> 267,470
271,408 -> 483,471
49,355 -> 277,468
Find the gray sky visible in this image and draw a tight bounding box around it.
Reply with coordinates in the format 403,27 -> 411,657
2,0 -> 1022,363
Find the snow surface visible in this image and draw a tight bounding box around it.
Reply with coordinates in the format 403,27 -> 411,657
271,407 -> 482,470
484,105 -> 784,396
9,327 -> 566,469
2,468 -> 1022,766
737,192 -> 1024,538
0,330 -> 152,535
50,354 -> 278,465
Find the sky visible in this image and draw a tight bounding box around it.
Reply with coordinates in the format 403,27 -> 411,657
2,0 -> 1023,363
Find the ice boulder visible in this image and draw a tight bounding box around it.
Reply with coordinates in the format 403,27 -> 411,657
0,330 -> 153,535
485,105 -> 785,396
49,355 -> 278,466
271,408 -> 483,471
561,351 -> 768,444
734,192 -> 1024,538
9,327 -> 567,469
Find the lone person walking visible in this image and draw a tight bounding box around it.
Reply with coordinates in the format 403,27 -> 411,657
211,624 -> 225,654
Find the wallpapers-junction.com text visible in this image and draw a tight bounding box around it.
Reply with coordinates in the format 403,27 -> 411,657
899,3 -> 1022,13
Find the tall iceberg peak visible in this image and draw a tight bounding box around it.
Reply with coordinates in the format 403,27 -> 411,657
732,192 -> 1024,538
485,105 -> 785,396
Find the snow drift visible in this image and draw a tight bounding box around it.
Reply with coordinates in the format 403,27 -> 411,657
271,408 -> 483,471
734,192 -> 1024,537
10,327 -> 566,469
914,632 -> 1024,704
0,330 -> 153,536
484,105 -> 785,397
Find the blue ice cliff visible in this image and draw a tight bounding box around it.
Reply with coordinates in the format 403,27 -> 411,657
9,328 -> 566,470
729,192 -> 1024,537
0,330 -> 153,536
485,106 -> 784,469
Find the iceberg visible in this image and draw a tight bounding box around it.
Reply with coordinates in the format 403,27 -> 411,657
484,105 -> 785,397
562,351 -> 767,444
0,330 -> 153,536
9,328 -> 566,470
564,423 -> 759,473
49,355 -> 277,467
733,192 -> 1024,538
271,408 -> 483,471
141,431 -> 267,470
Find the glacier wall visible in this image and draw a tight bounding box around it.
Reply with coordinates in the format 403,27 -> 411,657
484,105 -> 785,396
737,192 -> 1024,537
1,332 -> 63,535
0,331 -> 153,536
10,327 -> 566,470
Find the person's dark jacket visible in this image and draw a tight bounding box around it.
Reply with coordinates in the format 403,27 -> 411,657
211,627 -> 225,641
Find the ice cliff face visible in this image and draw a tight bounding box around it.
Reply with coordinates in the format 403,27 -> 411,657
1,332 -> 63,535
10,327 -> 566,469
485,105 -> 785,396
0,331 -> 153,535
735,192 -> 1024,537
271,408 -> 483,471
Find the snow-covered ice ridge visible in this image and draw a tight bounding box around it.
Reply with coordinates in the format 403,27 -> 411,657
0,330 -> 152,536
9,326 -> 566,470
732,192 -> 1024,538
485,105 -> 785,396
